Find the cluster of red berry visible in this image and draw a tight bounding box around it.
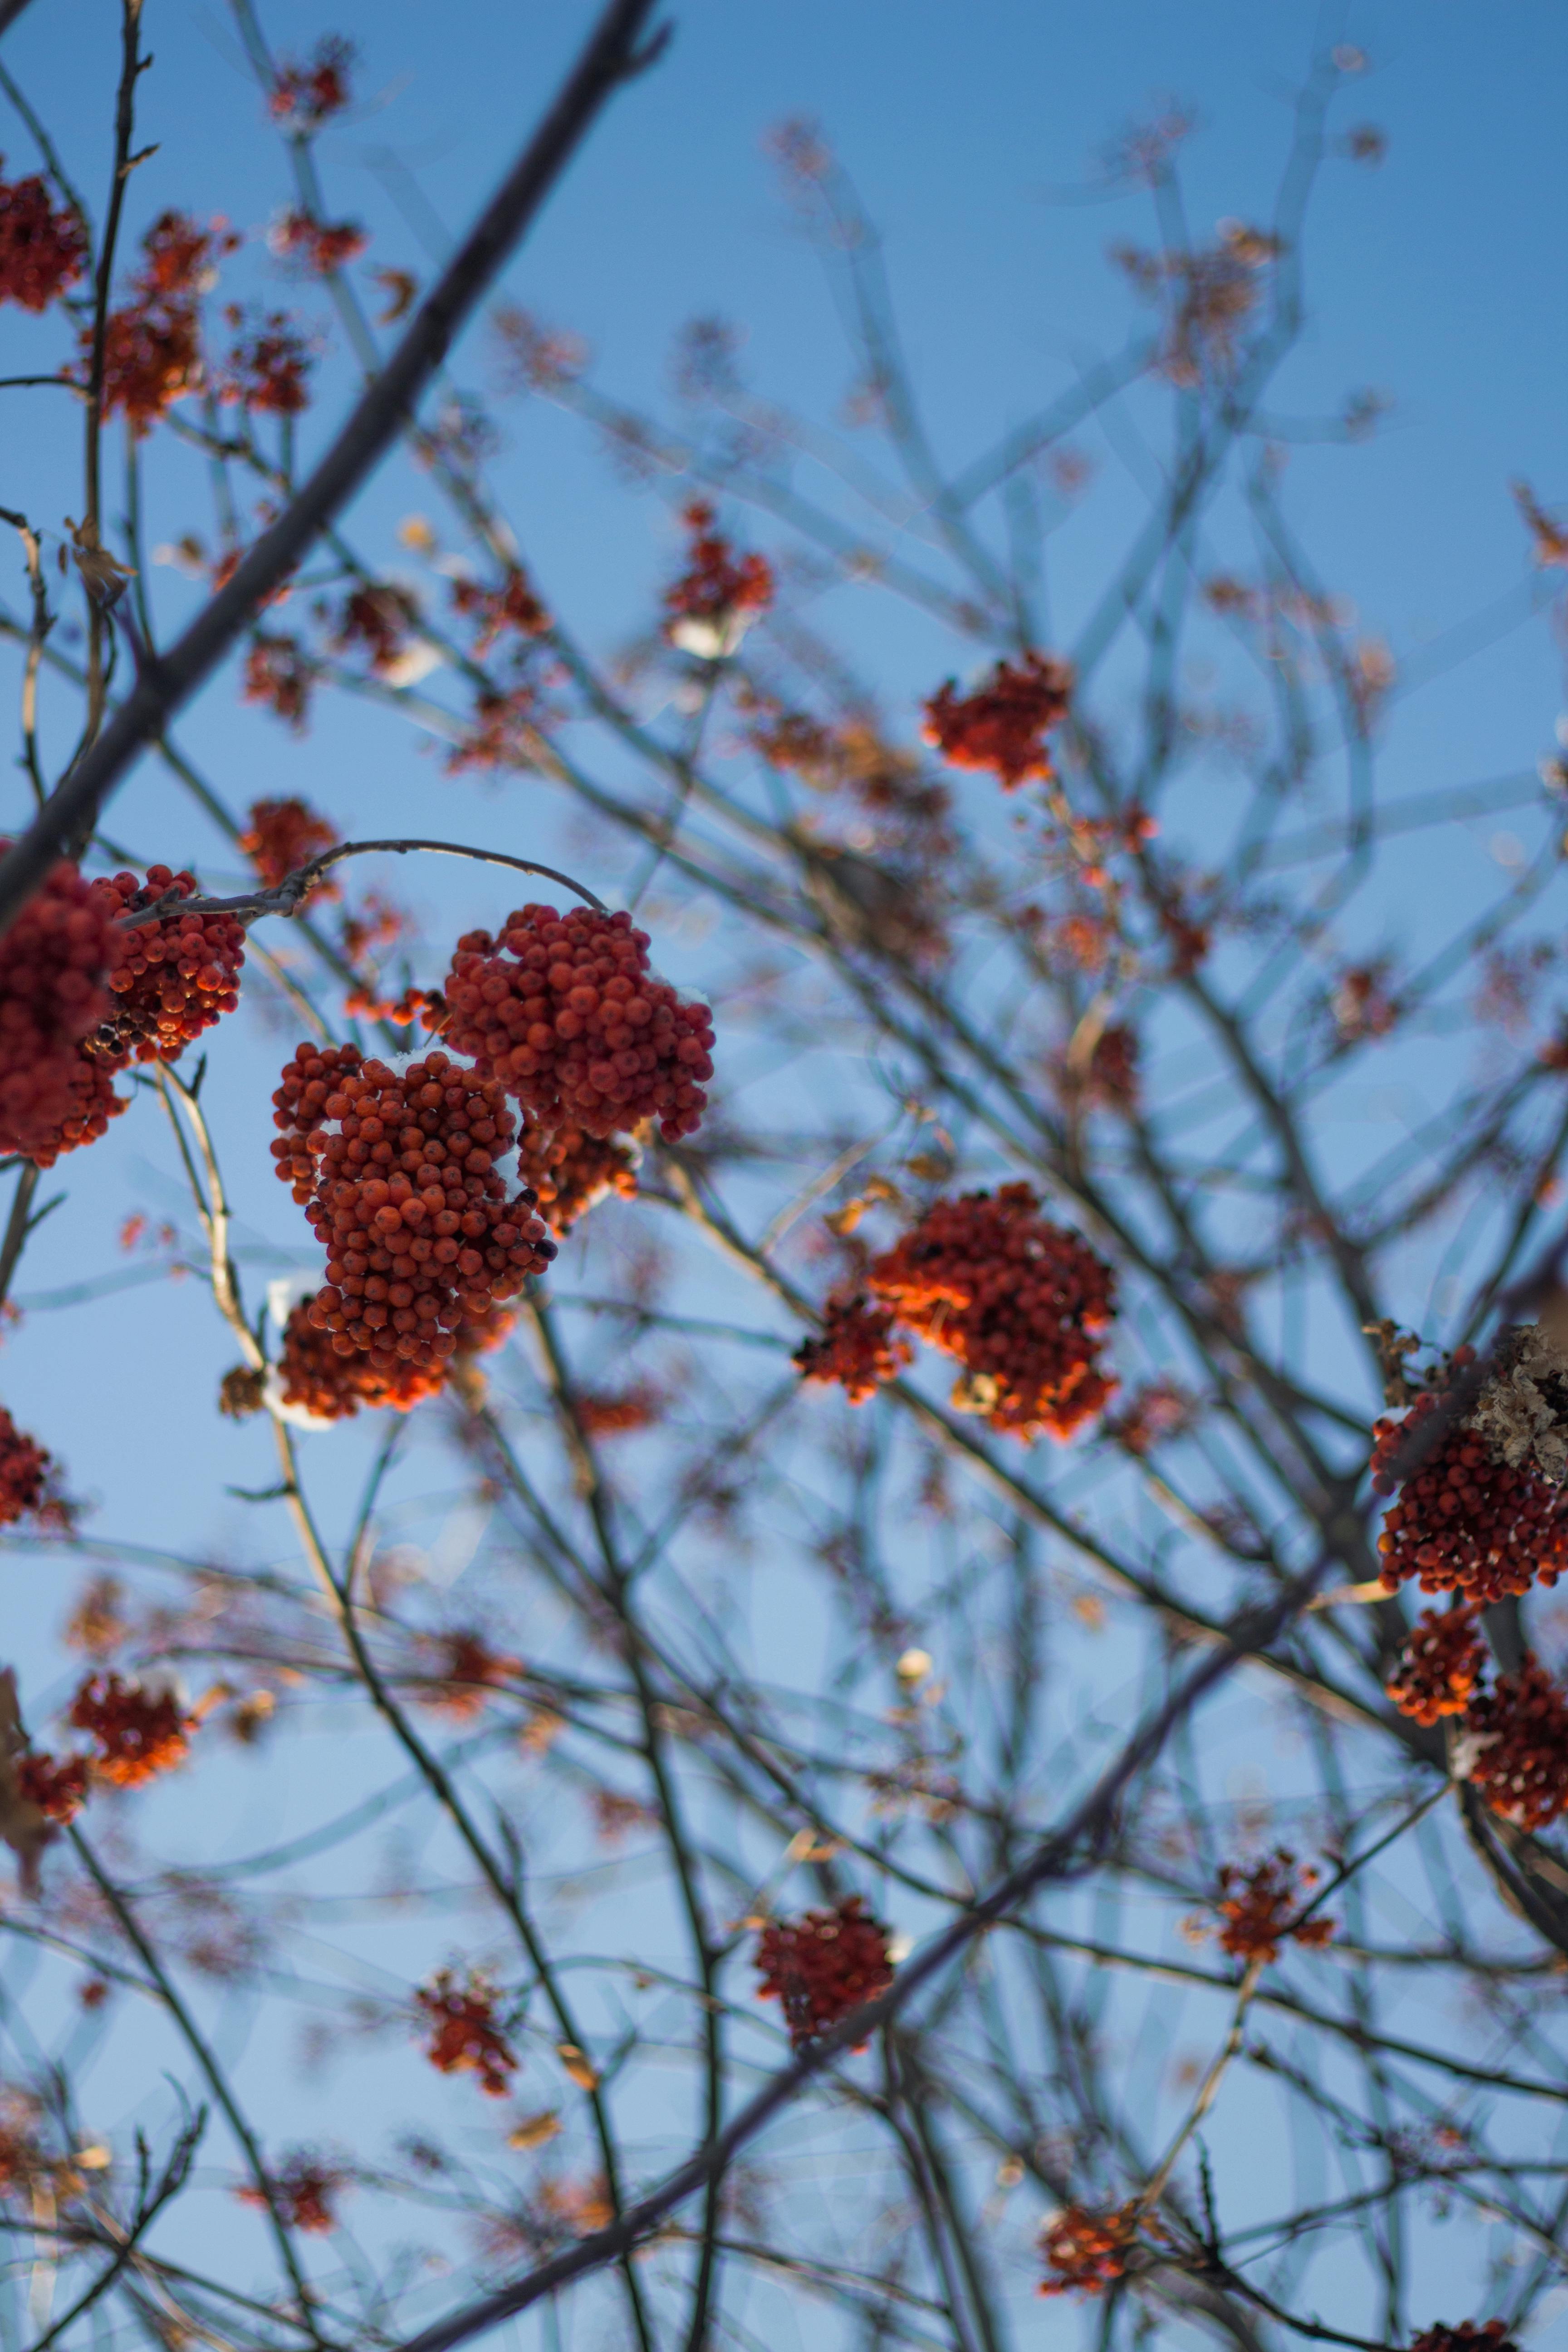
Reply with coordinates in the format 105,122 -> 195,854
1038,2203 -> 1140,2298
753,1895 -> 895,2049
270,1045 -> 554,1386
449,566 -> 549,653
238,796 -> 340,894
95,866 -> 246,1064
441,903 -> 714,1143
241,636 -> 315,730
1411,2327 -> 1516,2352
237,2152 -> 343,2234
275,1292 -> 515,1422
1373,1392 -> 1568,1602
96,211 -> 238,433
416,1970 -> 517,2096
269,209 -> 367,278
0,1407 -> 61,1527
1385,1605 -> 1488,1725
1212,1850 -> 1335,1965
333,584 -> 418,676
68,1673 -> 194,1788
268,36 -> 354,129
219,306 -> 312,415
0,852 -> 120,1165
417,1631 -> 522,1721
794,1293 -> 913,1403
0,161 -> 86,311
921,652 -> 1073,789
1463,1659 -> 1568,1833
663,500 -> 774,653
516,1120 -> 639,1236
14,1751 -> 89,1824
838,1185 -> 1116,1441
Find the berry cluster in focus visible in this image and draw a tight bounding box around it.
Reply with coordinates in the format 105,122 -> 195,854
1385,1606 -> 1487,1725
516,1120 -> 639,1236
858,1186 -> 1116,1440
1464,1658 -> 1568,1833
0,853 -> 120,1165
1373,1388 -> 1568,1602
270,1044 -> 554,1387
441,903 -> 714,1142
94,867 -> 246,1064
238,796 -> 340,894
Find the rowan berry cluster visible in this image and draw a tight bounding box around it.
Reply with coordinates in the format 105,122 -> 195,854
68,1674 -> 193,1788
242,635 -> 315,730
855,1186 -> 1116,1440
1038,2203 -> 1140,2297
97,211 -> 236,432
1373,1390 -> 1568,1602
921,652 -> 1073,788
441,904 -> 714,1142
270,1044 -> 554,1387
14,1752 -> 88,1824
418,1632 -> 522,1720
516,1121 -> 638,1235
93,866 -> 246,1064
574,1382 -> 663,1437
238,2153 -> 343,2234
449,566 -> 549,652
333,584 -> 418,675
416,1971 -> 517,2096
274,1296 -> 446,1421
0,162 -> 86,311
268,36 -> 354,129
1213,1851 -> 1334,1964
794,1293 -> 913,1403
1410,2327 -> 1516,2352
443,686 -> 540,775
0,1409 -> 61,1527
1463,1658 -> 1568,1833
269,208 -> 367,277
663,500 -> 774,657
219,306 -> 312,414
754,1896 -> 895,2049
238,797 -> 340,893
1385,1606 -> 1488,1725
0,852 -> 118,1164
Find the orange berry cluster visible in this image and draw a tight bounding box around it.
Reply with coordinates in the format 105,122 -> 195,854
238,796 -> 340,893
754,1895 -> 894,2049
441,904 -> 714,1143
1385,1606 -> 1488,1725
517,1119 -> 638,1235
922,652 -> 1073,789
0,852 -> 119,1164
15,1752 -> 88,1824
270,1044 -> 554,1384
794,1293 -> 913,1403
663,500 -> 774,638
0,162 -> 87,311
0,1408 -> 58,1526
416,1970 -> 517,2096
94,866 -> 245,1064
1464,1658 -> 1568,1833
418,1631 -> 522,1721
275,1292 -> 516,1422
68,1674 -> 193,1788
1373,1390 -> 1568,1602
1411,2329 -> 1516,2352
97,211 -> 235,433
1038,2203 -> 1140,2298
268,35 -> 353,129
859,1185 -> 1116,1440
1213,1850 -> 1334,1964
237,2152 -> 342,2234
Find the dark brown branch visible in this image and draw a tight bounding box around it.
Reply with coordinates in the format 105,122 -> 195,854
114,836 -> 608,929
0,0 -> 666,937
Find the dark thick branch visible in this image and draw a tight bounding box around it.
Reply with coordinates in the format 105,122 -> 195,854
0,0 -> 666,935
